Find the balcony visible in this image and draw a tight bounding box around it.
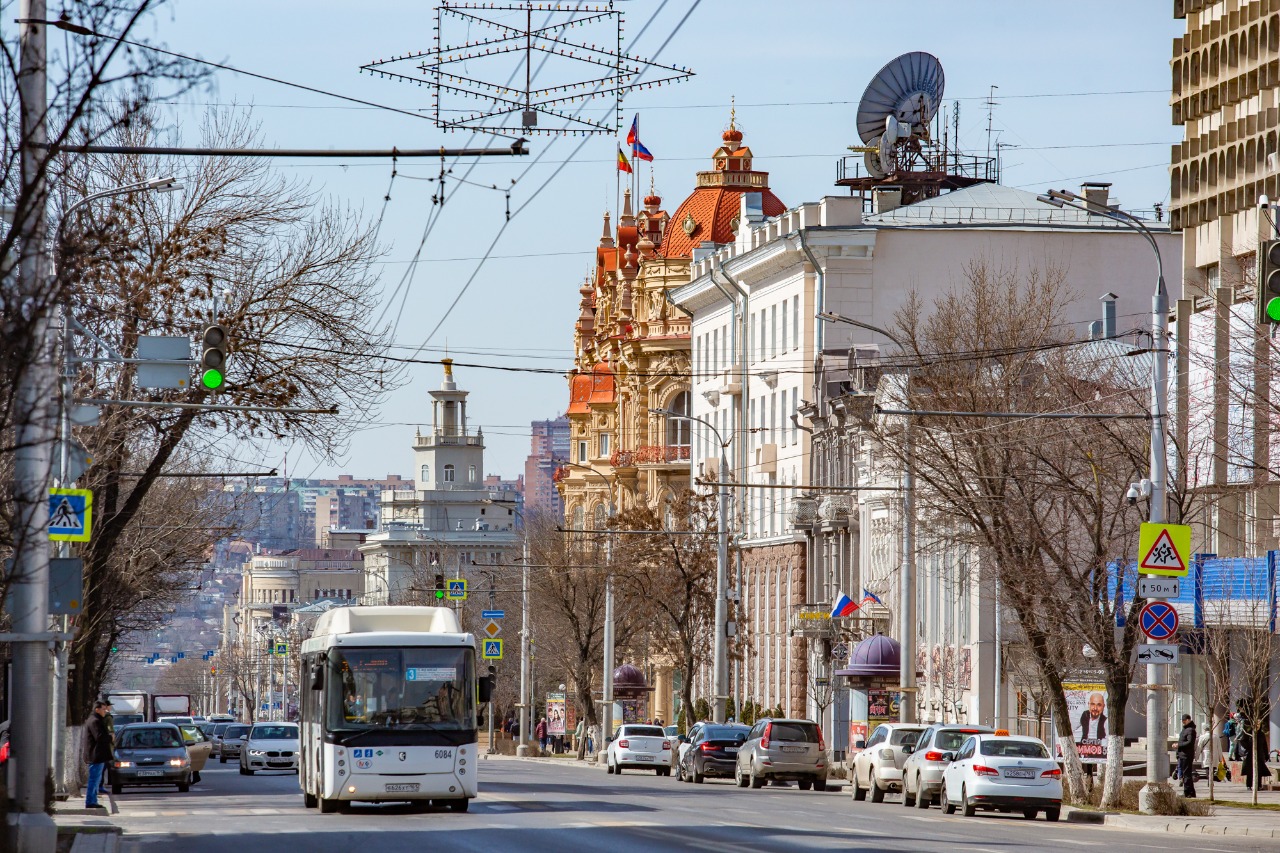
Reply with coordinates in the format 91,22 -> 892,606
789,497 -> 818,530
818,495 -> 852,527
610,445 -> 690,469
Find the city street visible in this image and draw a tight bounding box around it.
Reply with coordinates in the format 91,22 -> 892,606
102,758 -> 1274,853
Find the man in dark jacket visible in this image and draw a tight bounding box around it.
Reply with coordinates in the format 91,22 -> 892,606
1176,714 -> 1197,797
82,700 -> 113,808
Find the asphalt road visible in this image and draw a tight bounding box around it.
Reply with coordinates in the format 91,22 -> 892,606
112,758 -> 1275,853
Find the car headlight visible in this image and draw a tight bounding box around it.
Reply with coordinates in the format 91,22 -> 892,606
248,749 -> 266,756
168,758 -> 189,767
114,761 -> 133,768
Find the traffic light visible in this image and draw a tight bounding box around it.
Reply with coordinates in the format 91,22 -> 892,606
200,324 -> 228,390
1257,240 -> 1280,324
110,644 -> 118,654
210,666 -> 217,675
488,664 -> 496,677
434,573 -> 445,600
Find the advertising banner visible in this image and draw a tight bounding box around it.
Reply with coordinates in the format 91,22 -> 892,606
1059,682 -> 1108,764
546,692 -> 566,736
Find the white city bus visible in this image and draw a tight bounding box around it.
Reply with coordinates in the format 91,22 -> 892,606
299,606 -> 492,813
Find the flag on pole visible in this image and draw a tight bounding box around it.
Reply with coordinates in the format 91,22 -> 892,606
617,147 -> 633,173
861,588 -> 883,606
830,592 -> 860,618
627,114 -> 653,161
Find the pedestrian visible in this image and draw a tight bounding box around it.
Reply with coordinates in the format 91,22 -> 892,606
536,717 -> 548,752
1176,714 -> 1197,797
587,723 -> 597,754
574,717 -> 585,751
82,700 -> 113,809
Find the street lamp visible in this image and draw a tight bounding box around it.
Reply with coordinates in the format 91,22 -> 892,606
816,312 -> 917,724
552,458 -> 618,759
649,407 -> 731,725
1038,188 -> 1170,813
487,499 -> 535,757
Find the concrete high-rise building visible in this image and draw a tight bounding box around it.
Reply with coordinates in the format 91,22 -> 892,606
523,417 -> 570,518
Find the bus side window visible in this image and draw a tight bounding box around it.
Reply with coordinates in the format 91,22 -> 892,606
309,664 -> 324,690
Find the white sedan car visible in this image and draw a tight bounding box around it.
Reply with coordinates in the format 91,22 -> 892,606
941,733 -> 1062,821
239,723 -> 301,775
606,724 -> 672,776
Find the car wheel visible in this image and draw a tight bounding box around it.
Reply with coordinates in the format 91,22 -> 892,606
219,754 -> 227,764
813,777 -> 827,792
1045,808 -> 1061,822
606,756 -> 615,774
1023,808 -> 1038,820
615,763 -> 623,775
111,783 -> 122,795
942,791 -> 957,815
675,759 -> 684,782
448,798 -> 469,813
319,797 -> 338,814
749,764 -> 764,789
852,773 -> 867,801
869,770 -> 885,803
304,791 -> 318,809
735,763 -> 748,788
659,767 -> 670,777
961,785 -> 976,818
903,784 -> 915,807
798,779 -> 812,791
916,779 -> 930,809
692,762 -> 705,784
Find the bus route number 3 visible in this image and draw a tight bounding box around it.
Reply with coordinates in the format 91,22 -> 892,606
435,749 -> 453,760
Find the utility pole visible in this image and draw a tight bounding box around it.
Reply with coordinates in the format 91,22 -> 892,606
11,4 -> 58,849
517,537 -> 530,756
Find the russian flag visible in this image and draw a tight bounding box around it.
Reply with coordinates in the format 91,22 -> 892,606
861,588 -> 883,606
627,115 -> 654,162
830,592 -> 860,618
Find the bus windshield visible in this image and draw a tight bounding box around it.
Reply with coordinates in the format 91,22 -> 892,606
327,646 -> 475,732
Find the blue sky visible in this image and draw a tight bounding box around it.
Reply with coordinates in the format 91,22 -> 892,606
134,0 -> 1182,481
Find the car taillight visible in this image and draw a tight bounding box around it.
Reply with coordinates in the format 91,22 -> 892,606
973,765 -> 998,777
1041,768 -> 1061,778
700,742 -> 718,752
924,751 -> 945,762
761,722 -> 772,750
617,739 -> 629,749
817,726 -> 825,752
661,740 -> 671,750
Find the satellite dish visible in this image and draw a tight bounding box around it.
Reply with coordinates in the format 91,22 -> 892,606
864,143 -> 888,179
856,52 -> 945,144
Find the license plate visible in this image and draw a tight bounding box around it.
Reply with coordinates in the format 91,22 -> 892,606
268,761 -> 291,766
137,770 -> 163,777
634,755 -> 654,762
1003,768 -> 1035,779
724,747 -> 738,753
385,783 -> 420,793
781,746 -> 805,753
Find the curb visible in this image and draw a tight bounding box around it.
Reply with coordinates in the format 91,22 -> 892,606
1063,805 -> 1280,838
63,826 -> 122,853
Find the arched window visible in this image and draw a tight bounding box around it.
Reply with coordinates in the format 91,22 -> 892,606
420,464 -> 430,483
666,390 -> 691,448
593,503 -> 607,530
444,464 -> 455,482
571,505 -> 584,530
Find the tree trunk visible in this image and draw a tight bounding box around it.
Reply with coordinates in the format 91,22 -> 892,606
1099,682 -> 1129,809
1050,689 -> 1088,803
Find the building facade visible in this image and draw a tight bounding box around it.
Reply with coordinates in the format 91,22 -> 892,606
524,417 -> 571,519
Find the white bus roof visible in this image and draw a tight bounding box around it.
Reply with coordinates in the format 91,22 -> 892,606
303,606 -> 469,652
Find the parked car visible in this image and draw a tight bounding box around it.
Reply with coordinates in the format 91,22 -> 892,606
109,723 -> 191,794
941,733 -> 1062,821
240,723 -> 300,774
672,722 -> 706,773
677,723 -> 749,783
850,723 -> 926,803
734,718 -> 828,791
900,724 -> 994,809
219,723 -> 252,763
664,725 -> 682,768
209,722 -> 231,757
178,724 -> 212,781
606,724 -> 672,775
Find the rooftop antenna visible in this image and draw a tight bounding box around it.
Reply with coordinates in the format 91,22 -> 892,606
985,84 -> 1000,161
854,51 -> 946,178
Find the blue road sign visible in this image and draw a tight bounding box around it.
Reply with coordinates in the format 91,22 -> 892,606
481,610 -> 505,619
447,579 -> 468,600
177,652 -> 185,659
1139,601 -> 1179,641
482,639 -> 504,660
48,488 -> 93,542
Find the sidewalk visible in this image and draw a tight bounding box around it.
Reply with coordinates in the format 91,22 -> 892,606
1065,777 -> 1280,839
51,789 -> 124,853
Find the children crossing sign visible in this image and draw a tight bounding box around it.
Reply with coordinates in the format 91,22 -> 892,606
48,488 -> 93,542
1137,523 -> 1192,577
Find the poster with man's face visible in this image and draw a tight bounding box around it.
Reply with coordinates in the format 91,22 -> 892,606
1059,682 -> 1108,764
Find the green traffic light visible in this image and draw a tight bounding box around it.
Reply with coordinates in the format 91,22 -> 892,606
1268,297 -> 1280,324
435,589 -> 445,599
201,367 -> 225,390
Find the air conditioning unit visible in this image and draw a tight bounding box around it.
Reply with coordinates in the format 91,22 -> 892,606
756,443 -> 777,474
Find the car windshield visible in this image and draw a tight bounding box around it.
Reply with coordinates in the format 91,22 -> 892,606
768,722 -> 818,743
623,726 -> 665,738
119,728 -> 182,749
326,647 -> 476,732
704,726 -> 749,741
224,725 -> 250,739
250,725 -> 298,740
933,730 -> 984,751
212,724 -> 229,736
891,729 -> 922,746
981,739 -> 1049,758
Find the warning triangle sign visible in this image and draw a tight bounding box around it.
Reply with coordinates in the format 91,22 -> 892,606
1140,528 -> 1184,572
50,498 -> 82,530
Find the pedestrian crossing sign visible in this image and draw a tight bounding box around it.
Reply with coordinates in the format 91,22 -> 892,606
48,488 -> 93,542
1138,523 -> 1192,577
447,579 -> 468,600
482,639 -> 503,660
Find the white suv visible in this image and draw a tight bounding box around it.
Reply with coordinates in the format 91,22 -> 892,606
850,723 -> 925,803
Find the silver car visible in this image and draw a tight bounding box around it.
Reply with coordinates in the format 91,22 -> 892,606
850,723 -> 925,802
218,723 -> 251,763
900,724 -> 994,808
734,718 -> 828,791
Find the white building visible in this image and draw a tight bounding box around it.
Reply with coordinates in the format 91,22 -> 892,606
360,360 -> 522,602
672,181 -> 1179,739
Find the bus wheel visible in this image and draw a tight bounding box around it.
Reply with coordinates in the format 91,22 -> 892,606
319,797 -> 339,814
303,791 -> 318,809
448,798 -> 470,813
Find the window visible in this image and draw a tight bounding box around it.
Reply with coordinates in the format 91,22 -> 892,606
666,391 -> 691,447
781,300 -> 788,352
572,505 -> 584,530
711,328 -> 719,374
599,433 -> 610,457
577,440 -> 588,463
593,504 -> 607,529
793,295 -> 800,350
443,464 -> 455,482
420,464 -> 430,483
770,304 -> 777,359
791,391 -> 799,443
468,465 -> 477,482
780,389 -> 788,445
770,392 -> 777,439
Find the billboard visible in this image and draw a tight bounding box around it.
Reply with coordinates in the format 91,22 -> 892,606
546,692 -> 566,736
1058,682 -> 1108,764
